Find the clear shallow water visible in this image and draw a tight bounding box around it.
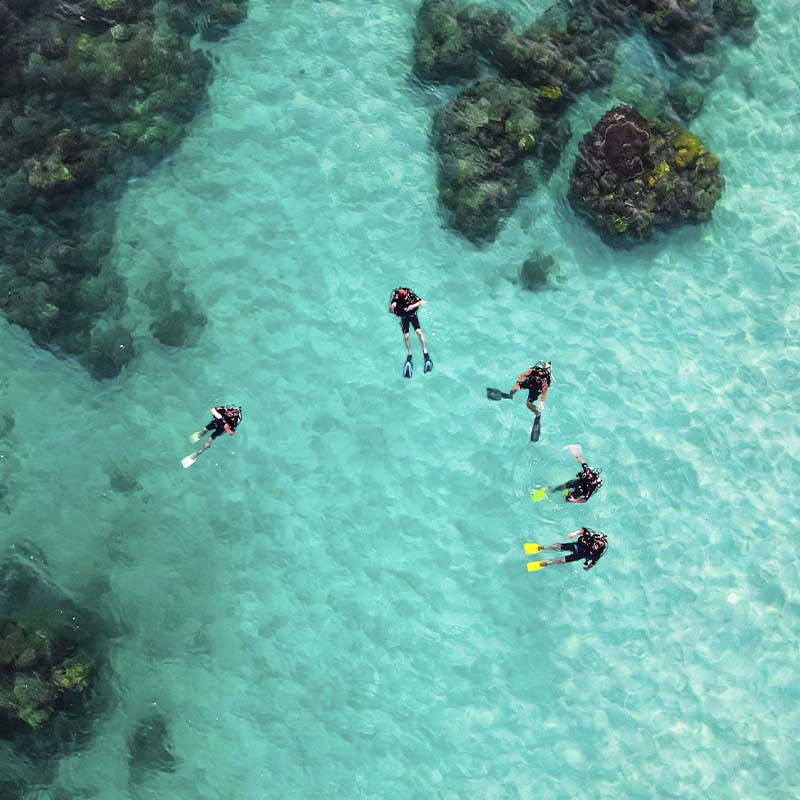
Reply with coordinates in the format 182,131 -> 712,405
1,1 -> 799,797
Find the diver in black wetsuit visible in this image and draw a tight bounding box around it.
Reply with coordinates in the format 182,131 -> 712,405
509,361 -> 551,441
388,287 -> 432,378
551,446 -> 603,503
189,406 -> 242,457
536,528 -> 608,571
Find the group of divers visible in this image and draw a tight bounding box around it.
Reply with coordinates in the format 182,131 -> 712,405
181,287 -> 608,574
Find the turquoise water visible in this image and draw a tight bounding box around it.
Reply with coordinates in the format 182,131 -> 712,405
2,0 -> 800,797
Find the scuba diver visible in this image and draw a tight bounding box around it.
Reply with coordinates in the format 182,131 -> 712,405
552,445 -> 602,503
182,405 -> 242,468
388,287 -> 432,378
533,445 -> 602,503
524,528 -> 608,572
507,361 -> 552,441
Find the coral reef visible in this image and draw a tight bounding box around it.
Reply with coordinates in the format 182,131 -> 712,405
0,551 -> 119,791
568,105 -> 724,246
414,1 -> 620,240
0,606 -> 93,732
412,0 -> 478,83
713,0 -> 758,44
412,0 -> 756,242
433,79 -> 548,242
580,0 -> 758,57
0,1 -> 248,377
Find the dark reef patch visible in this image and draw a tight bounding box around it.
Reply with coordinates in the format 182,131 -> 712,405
568,105 -> 725,246
0,1 -> 249,377
411,0 -> 756,245
434,79 -> 546,243
0,548 -> 122,792
517,251 -> 559,291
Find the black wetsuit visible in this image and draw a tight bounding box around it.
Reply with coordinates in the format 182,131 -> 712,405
560,529 -> 607,567
391,288 -> 422,333
556,464 -> 602,503
204,406 -> 241,439
518,368 -> 549,403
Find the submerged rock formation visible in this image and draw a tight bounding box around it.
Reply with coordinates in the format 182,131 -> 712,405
433,79 -> 542,242
568,105 -> 724,246
0,549 -> 120,792
433,76 -> 574,242
412,0 -> 479,83
0,1 -> 248,377
517,251 -> 558,291
128,711 -> 176,784
412,0 -> 756,244
0,620 -> 92,728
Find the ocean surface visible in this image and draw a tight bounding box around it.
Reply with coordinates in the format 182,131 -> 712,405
1,1 -> 799,797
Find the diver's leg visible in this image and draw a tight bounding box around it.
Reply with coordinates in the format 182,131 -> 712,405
416,326 -> 428,354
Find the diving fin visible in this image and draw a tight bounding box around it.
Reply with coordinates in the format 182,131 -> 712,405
527,561 -> 545,572
190,431 -> 202,442
486,387 -> 511,401
423,353 -> 433,373
402,355 -> 413,379
531,488 -> 548,503
523,542 -> 540,554
531,416 -> 541,442
181,453 -> 198,469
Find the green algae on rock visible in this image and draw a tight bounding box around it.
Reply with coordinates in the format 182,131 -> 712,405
0,619 -> 93,730
568,105 -> 725,247
25,129 -> 106,194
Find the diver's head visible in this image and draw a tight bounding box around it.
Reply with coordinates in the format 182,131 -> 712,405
534,361 -> 552,379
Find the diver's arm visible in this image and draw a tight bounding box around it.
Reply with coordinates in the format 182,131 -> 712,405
510,370 -> 530,397
210,407 -> 223,419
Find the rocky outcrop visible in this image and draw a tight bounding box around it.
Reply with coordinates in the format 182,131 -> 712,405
433,79 -> 570,242
568,105 -> 725,246
412,0 -> 755,244
0,1 -> 248,377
